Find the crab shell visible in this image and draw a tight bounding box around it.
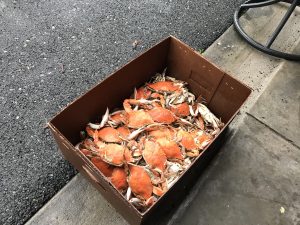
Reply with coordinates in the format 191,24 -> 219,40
156,138 -> 183,161
97,127 -> 122,143
170,102 -> 190,117
102,144 -> 125,166
142,139 -> 167,172
135,87 -> 152,99
148,127 -> 175,140
110,111 -> 128,125
148,107 -> 176,124
116,126 -> 131,139
124,147 -> 135,163
91,156 -> 114,177
127,110 -> 154,128
128,164 -> 153,201
197,133 -> 212,148
110,167 -> 128,191
147,81 -> 180,92
177,129 -> 198,150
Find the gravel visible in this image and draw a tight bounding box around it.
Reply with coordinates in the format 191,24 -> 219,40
0,0 -> 243,224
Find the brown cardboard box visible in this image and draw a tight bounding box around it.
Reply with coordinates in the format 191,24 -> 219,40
48,36 -> 251,225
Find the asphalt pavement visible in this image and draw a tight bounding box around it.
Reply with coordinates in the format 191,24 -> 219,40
0,0 -> 244,224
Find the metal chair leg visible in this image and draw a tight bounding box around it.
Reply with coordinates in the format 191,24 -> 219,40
233,0 -> 300,61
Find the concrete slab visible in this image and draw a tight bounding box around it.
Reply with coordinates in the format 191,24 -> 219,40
175,192 -> 300,225
173,115 -> 300,225
249,56 -> 300,148
26,174 -> 127,225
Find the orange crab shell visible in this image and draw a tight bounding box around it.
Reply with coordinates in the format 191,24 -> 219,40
117,126 -> 130,139
148,127 -> 175,140
142,140 -> 167,172
128,164 -> 153,200
147,81 -> 180,92
197,133 -> 212,147
170,102 -> 190,117
110,111 -> 128,124
135,87 -> 152,99
148,107 -> 176,124
156,138 -> 183,160
127,110 -> 154,128
177,130 -> 198,150
91,156 -> 114,177
102,144 -> 125,166
110,167 -> 128,191
124,147 -> 135,163
97,127 -> 121,143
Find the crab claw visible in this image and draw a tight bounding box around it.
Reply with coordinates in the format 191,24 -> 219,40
87,108 -> 109,129
145,196 -> 156,207
197,103 -> 223,129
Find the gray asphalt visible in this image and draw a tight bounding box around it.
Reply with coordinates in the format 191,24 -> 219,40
0,0 -> 243,224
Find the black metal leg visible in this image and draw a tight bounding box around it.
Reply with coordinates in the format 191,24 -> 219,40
233,0 -> 300,61
266,0 -> 299,47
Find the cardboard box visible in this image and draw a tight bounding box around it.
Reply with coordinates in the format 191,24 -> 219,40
48,36 -> 251,225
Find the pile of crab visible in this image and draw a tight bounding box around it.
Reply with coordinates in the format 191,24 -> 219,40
76,72 -> 224,211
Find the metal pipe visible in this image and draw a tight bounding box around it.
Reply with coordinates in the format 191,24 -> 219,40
266,0 -> 299,47
241,0 -> 282,8
233,0 -> 300,60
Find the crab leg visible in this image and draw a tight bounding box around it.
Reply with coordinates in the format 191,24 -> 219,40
88,108 -> 109,129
